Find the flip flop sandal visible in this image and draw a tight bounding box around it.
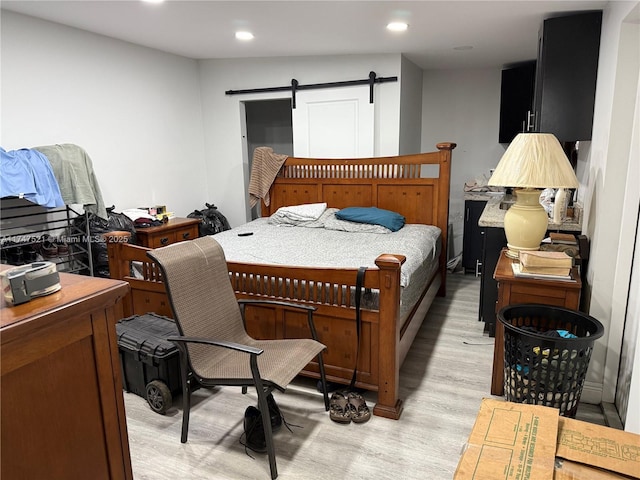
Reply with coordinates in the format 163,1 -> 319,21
347,392 -> 371,424
329,392 -> 351,424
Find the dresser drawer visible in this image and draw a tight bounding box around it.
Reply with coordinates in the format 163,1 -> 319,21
174,225 -> 198,243
147,231 -> 176,248
135,218 -> 201,248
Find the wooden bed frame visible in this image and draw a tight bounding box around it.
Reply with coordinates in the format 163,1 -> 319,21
106,142 -> 455,419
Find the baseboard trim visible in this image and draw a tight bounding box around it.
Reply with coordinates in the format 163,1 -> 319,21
579,381 -> 603,405
577,382 -> 623,429
602,402 -> 624,429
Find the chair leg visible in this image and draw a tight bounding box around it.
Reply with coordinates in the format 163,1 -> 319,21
175,344 -> 191,443
250,354 -> 278,479
316,352 -> 330,411
256,387 -> 277,479
181,377 -> 192,443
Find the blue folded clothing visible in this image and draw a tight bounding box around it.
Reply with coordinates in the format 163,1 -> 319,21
335,207 -> 405,232
1,147 -> 64,208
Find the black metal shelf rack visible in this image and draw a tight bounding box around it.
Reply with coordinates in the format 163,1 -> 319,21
1,197 -> 94,276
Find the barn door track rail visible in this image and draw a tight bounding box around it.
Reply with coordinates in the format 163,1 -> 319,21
225,71 -> 398,108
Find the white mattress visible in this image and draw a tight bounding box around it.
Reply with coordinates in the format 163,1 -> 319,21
212,218 -> 440,288
211,219 -> 441,316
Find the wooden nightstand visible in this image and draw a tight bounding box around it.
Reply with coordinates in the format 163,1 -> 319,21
135,217 -> 200,248
491,249 -> 582,396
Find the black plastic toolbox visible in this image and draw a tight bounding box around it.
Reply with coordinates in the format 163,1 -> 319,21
116,313 -> 182,414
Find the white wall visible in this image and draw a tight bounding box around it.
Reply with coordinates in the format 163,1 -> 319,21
1,12 -> 208,218
624,216 -> 640,433
580,1 -> 640,407
421,68 -> 506,258
198,54 -> 403,226
399,56 -> 423,155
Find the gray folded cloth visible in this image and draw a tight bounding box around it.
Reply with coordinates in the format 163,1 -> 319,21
34,144 -> 108,220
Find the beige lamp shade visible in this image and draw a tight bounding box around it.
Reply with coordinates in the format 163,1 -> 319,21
488,133 -> 578,259
488,133 -> 579,189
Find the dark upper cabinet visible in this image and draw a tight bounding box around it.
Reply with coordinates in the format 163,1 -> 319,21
499,61 -> 536,143
533,11 -> 603,141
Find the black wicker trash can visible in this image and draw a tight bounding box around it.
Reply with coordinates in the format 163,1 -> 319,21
498,304 -> 604,418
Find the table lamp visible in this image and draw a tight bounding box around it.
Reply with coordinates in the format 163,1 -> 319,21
488,133 -> 579,259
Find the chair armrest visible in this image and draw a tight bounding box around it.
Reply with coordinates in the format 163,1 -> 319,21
167,336 -> 263,355
237,299 -> 316,312
237,300 -> 322,343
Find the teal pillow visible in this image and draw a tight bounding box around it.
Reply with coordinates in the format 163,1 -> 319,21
335,207 -> 405,232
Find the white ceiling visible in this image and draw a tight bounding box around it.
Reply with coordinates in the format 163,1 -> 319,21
1,0 -> 608,69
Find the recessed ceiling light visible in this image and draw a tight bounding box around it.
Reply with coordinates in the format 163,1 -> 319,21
235,31 -> 254,41
141,0 -> 164,3
387,22 -> 408,32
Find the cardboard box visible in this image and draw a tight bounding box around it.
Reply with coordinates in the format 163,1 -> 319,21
454,399 -> 640,480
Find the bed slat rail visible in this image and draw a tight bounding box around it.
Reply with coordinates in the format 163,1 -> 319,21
279,150 -> 448,180
282,162 -> 428,180
228,262 -> 382,309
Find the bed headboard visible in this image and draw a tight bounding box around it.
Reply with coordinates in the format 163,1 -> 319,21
261,142 -> 456,248
261,143 -> 456,296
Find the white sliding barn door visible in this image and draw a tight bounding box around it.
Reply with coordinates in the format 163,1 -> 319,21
292,86 -> 374,158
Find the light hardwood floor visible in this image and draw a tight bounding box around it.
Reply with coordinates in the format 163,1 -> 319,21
123,272 -> 607,480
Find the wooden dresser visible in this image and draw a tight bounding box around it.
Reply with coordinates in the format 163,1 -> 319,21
491,249 -> 582,396
135,217 -> 200,248
1,267 -> 133,480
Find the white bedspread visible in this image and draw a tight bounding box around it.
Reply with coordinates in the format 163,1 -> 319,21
212,218 -> 441,288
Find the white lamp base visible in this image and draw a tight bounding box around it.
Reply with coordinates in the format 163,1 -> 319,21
503,188 -> 549,259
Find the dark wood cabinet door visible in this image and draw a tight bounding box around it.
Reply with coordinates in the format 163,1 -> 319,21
534,11 -> 602,141
478,227 -> 507,335
499,61 -> 536,143
463,200 -> 488,273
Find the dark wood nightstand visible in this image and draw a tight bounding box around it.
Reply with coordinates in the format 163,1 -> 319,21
491,249 -> 582,396
135,217 -> 200,248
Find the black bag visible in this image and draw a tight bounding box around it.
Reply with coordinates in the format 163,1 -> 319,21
187,203 -> 231,236
72,206 -> 137,277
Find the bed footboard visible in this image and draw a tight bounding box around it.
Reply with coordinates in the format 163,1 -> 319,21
227,253 -> 407,419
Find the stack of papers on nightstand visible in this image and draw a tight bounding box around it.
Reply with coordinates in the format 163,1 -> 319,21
549,232 -> 577,245
511,263 -> 574,281
517,251 -> 573,279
